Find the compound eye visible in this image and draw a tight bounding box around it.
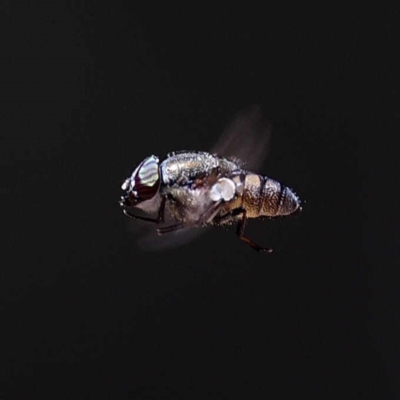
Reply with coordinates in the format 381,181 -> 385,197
133,155 -> 160,200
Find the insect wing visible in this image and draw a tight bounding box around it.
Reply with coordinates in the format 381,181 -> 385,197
211,105 -> 272,172
124,205 -> 209,252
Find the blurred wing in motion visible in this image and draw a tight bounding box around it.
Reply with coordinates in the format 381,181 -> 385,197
211,104 -> 272,172
126,105 -> 273,251
127,219 -> 207,251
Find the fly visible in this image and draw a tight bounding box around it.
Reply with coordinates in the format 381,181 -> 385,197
120,107 -> 301,252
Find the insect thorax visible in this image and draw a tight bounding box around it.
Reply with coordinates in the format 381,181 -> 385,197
157,151 -> 243,224
160,151 -> 240,186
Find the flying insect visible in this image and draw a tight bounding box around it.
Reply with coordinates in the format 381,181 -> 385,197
120,107 -> 301,252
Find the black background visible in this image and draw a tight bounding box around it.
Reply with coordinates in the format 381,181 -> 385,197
1,2 -> 398,399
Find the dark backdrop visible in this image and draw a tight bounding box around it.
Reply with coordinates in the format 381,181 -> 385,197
1,2 -> 397,399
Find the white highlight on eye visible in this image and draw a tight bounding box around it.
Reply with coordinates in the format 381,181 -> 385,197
209,178 -> 236,202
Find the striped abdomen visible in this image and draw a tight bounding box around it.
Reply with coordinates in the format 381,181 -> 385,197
242,174 -> 300,218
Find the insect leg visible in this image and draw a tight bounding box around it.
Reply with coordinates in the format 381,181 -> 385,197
122,196 -> 167,224
157,200 -> 223,235
235,209 -> 273,253
201,199 -> 224,224
214,207 -> 244,225
156,222 -> 187,234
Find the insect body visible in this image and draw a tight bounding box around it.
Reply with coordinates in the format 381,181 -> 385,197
120,150 -> 301,252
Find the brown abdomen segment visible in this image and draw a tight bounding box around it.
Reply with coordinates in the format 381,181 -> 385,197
244,174 -> 300,218
242,174 -> 267,218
